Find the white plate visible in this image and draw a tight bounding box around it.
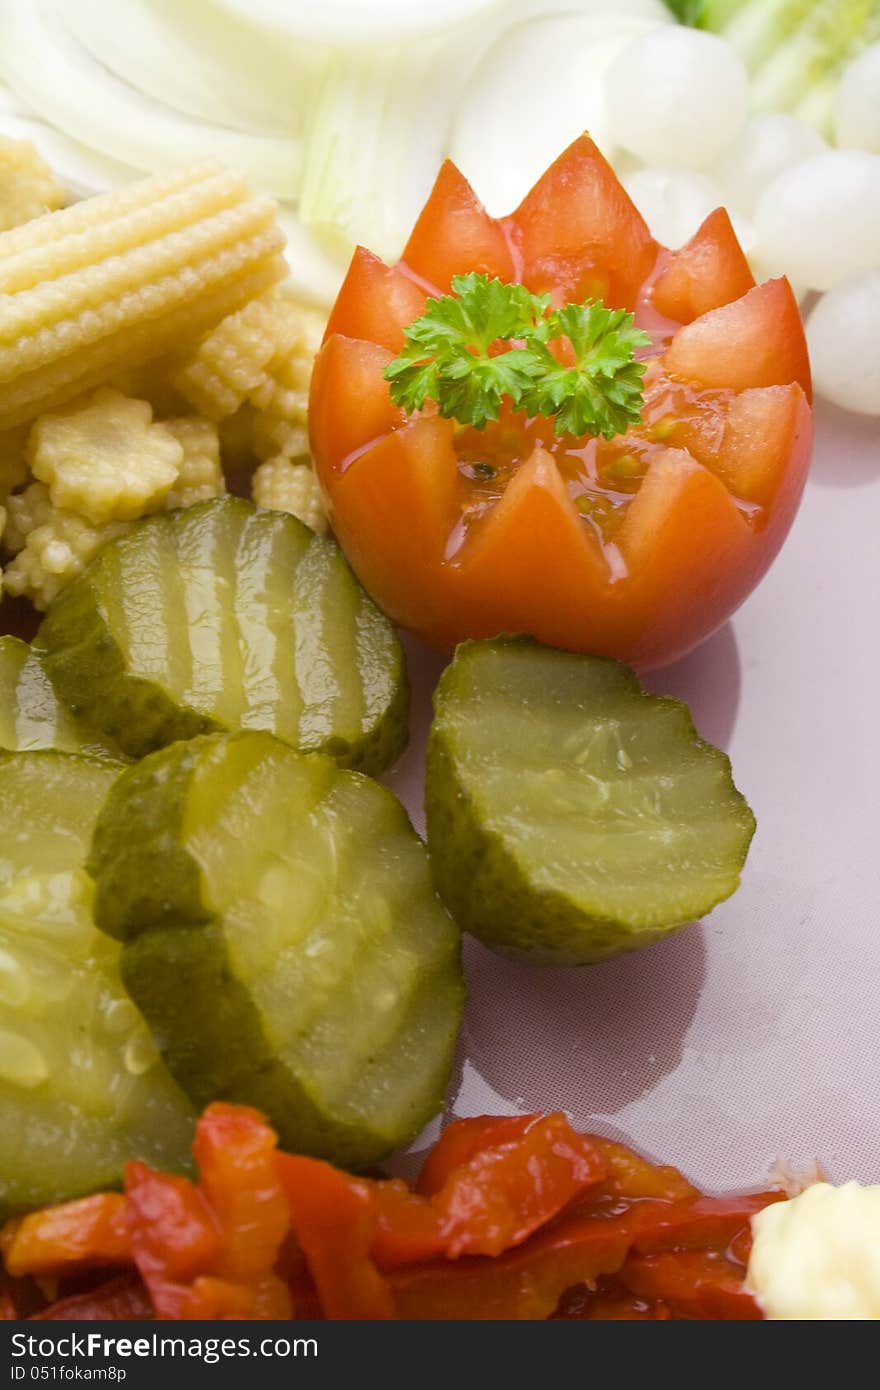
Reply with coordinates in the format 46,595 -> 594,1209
384,399 -> 880,1189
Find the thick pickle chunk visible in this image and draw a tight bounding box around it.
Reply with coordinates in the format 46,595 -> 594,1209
0,635 -> 119,757
88,731 -> 464,1169
36,497 -> 408,773
426,637 -> 755,965
0,751 -> 194,1215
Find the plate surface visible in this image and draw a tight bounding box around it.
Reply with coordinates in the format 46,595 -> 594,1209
384,399 -> 880,1189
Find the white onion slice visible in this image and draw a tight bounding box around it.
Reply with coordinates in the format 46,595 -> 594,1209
299,19 -> 495,263
276,207 -> 350,308
451,12 -> 669,217
63,0 -> 313,135
0,111 -> 138,196
0,79 -> 25,116
510,0 -> 671,17
806,273 -> 880,416
0,0 -> 301,196
215,0 -> 501,44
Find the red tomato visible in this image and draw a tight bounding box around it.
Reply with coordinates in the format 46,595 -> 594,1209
310,137 -> 812,669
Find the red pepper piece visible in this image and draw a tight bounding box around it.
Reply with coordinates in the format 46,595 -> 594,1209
126,1104 -> 292,1320
390,1213 -> 634,1320
416,1115 -> 535,1195
1,1194 -> 132,1278
374,1113 -> 608,1267
554,1283 -> 673,1320
629,1193 -> 784,1254
29,1274 -> 153,1321
192,1103 -> 290,1287
125,1164 -> 221,1318
276,1155 -> 394,1321
619,1250 -> 764,1320
591,1137 -> 697,1202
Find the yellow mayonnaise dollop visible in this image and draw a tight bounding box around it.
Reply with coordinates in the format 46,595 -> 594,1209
748,1182 -> 880,1320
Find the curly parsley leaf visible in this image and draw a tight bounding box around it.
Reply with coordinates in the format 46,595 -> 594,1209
384,274 -> 549,430
384,273 -> 651,438
523,302 -> 652,439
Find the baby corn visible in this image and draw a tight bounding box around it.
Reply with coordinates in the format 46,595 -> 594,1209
172,289 -> 298,421
0,162 -> 286,431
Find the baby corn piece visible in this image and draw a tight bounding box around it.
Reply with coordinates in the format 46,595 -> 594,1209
247,299 -> 324,460
172,289 -> 298,421
3,481 -> 130,610
252,455 -> 328,535
0,162 -> 286,431
28,389 -> 183,525
163,416 -> 225,509
0,137 -> 64,232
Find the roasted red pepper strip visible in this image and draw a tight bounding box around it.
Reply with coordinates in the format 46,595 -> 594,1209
389,1212 -> 634,1320
591,1137 -> 697,1202
0,1105 -> 782,1322
0,1194 -> 132,1278
125,1165 -> 222,1318
126,1104 -> 292,1320
619,1250 -> 764,1320
277,1154 -> 394,1320
416,1115 -> 536,1196
554,1283 -> 673,1320
29,1275 -> 153,1322
628,1193 -> 784,1254
190,1102 -> 291,1317
373,1112 -> 608,1267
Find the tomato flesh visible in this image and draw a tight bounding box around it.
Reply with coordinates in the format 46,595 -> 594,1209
310,136 -> 813,668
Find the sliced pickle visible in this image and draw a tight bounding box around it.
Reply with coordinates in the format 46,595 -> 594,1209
0,751 -> 194,1215
36,498 -> 408,773
426,636 -> 755,965
89,731 -> 464,1169
0,635 -> 119,757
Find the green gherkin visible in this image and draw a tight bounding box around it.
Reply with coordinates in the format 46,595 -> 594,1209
0,635 -> 120,757
425,636 -> 755,966
0,750 -> 194,1216
89,731 -> 464,1170
36,497 -> 408,774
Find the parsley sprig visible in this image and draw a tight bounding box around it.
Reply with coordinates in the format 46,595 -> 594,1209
384,273 -> 651,439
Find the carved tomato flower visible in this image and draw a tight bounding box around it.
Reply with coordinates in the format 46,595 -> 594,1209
310,137 -> 811,668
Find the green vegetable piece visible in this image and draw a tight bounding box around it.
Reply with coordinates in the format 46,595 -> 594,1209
36,497 -> 408,773
89,731 -> 464,1169
0,634 -> 120,757
384,273 -> 650,437
0,750 -> 194,1216
687,0 -> 880,135
425,637 -> 756,966
666,0 -> 717,23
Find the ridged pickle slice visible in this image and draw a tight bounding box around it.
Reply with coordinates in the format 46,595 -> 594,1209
36,497 -> 408,773
425,637 -> 756,965
89,731 -> 464,1169
0,751 -> 194,1216
0,635 -> 120,757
